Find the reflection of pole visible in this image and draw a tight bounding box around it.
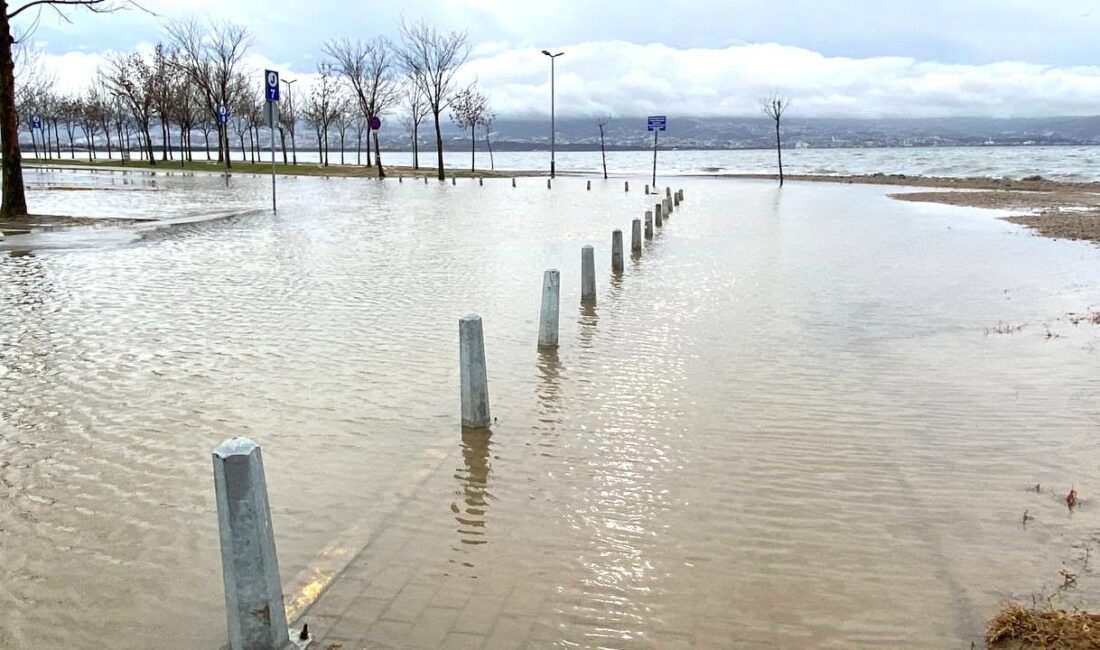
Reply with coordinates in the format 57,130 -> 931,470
651,130 -> 658,188
270,105 -> 277,214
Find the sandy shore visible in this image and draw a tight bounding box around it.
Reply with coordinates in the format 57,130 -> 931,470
728,173 -> 1100,245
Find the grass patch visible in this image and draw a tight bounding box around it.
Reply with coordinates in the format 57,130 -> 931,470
23,157 -> 526,180
987,604 -> 1100,649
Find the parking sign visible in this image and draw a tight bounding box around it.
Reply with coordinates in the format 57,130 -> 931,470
265,70 -> 280,101
30,115 -> 43,130
217,105 -> 229,125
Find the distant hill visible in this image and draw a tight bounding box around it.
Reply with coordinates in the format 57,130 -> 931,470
387,115 -> 1100,151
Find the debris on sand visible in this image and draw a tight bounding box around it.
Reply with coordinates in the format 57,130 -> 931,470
986,604 -> 1100,649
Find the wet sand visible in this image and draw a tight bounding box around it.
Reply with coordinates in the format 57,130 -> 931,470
726,173 -> 1100,245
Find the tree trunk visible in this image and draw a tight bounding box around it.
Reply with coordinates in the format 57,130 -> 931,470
103,122 -> 113,160
412,123 -> 419,170
52,120 -> 60,157
356,132 -> 361,166
67,128 -> 75,159
0,9 -> 28,216
203,130 -> 211,160
373,130 -> 384,178
143,123 -> 155,164
29,129 -> 38,159
470,128 -> 475,172
290,130 -> 296,165
339,131 -> 345,165
280,127 -> 287,165
161,121 -> 168,161
775,120 -> 784,186
599,126 -> 607,179
485,127 -> 494,171
433,112 -> 444,181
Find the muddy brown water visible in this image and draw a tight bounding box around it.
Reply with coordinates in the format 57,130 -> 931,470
2,168 -> 1100,648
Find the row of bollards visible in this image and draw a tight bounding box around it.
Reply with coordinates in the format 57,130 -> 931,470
209,184 -> 689,650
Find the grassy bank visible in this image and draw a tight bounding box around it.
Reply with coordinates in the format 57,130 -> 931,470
23,157 -> 529,180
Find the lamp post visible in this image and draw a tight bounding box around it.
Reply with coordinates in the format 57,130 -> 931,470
281,78 -> 297,165
541,50 -> 564,178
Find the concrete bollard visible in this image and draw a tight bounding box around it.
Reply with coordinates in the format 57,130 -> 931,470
452,176 -> 457,185
612,230 -> 624,273
674,192 -> 680,207
399,176 -> 403,183
645,211 -> 653,239
460,315 -> 491,428
666,187 -> 672,199
547,179 -> 551,190
645,184 -> 650,195
587,180 -> 591,191
479,177 -> 483,186
625,181 -> 629,192
512,178 -> 516,188
655,203 -> 663,227
632,219 -> 642,254
537,270 -> 561,349
425,176 -> 429,184
581,246 -> 596,304
664,197 -> 673,216
213,437 -> 290,650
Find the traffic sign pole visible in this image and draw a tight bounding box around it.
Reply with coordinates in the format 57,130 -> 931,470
652,130 -> 658,188
264,70 -> 280,213
647,115 -> 667,187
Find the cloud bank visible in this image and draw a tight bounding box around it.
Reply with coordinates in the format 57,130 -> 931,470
33,39 -> 1100,120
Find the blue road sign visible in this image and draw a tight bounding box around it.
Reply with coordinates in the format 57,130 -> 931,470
217,105 -> 229,125
265,69 -> 280,102
647,115 -> 667,132
30,115 -> 43,130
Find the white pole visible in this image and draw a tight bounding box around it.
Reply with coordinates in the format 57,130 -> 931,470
537,270 -> 561,349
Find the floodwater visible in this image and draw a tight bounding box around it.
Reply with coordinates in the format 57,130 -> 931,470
52,142 -> 1100,181
2,167 -> 1100,648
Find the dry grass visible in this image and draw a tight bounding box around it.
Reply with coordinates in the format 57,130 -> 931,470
987,604 -> 1100,649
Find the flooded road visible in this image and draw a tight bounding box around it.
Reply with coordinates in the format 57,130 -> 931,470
2,168 -> 1100,648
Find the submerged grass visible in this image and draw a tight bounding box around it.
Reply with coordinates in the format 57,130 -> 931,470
987,604 -> 1100,649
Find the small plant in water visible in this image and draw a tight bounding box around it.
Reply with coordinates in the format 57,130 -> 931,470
1067,487 -> 1078,510
987,321 -> 1026,335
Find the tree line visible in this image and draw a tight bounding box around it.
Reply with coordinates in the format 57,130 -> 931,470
3,2 -> 496,218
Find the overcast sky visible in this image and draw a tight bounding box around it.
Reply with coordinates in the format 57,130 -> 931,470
20,0 -> 1100,119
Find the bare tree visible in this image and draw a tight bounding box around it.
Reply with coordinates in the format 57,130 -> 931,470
352,110 -> 367,166
482,110 -> 495,171
79,90 -> 106,160
1,0 -> 140,218
397,79 -> 426,169
398,20 -> 468,181
166,17 -> 252,168
302,63 -> 340,166
597,117 -> 611,179
331,92 -> 352,165
278,87 -> 297,164
450,84 -> 487,173
102,51 -> 157,164
323,37 -> 399,177
762,93 -> 789,186
58,94 -> 80,158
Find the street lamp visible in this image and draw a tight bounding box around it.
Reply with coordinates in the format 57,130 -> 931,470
281,78 -> 298,164
541,50 -> 564,178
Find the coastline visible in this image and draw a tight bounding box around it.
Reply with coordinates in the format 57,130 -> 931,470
723,172 -> 1100,245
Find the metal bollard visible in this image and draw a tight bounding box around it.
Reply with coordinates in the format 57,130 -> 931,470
460,315 -> 491,428
537,270 -> 561,349
213,437 -> 290,650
